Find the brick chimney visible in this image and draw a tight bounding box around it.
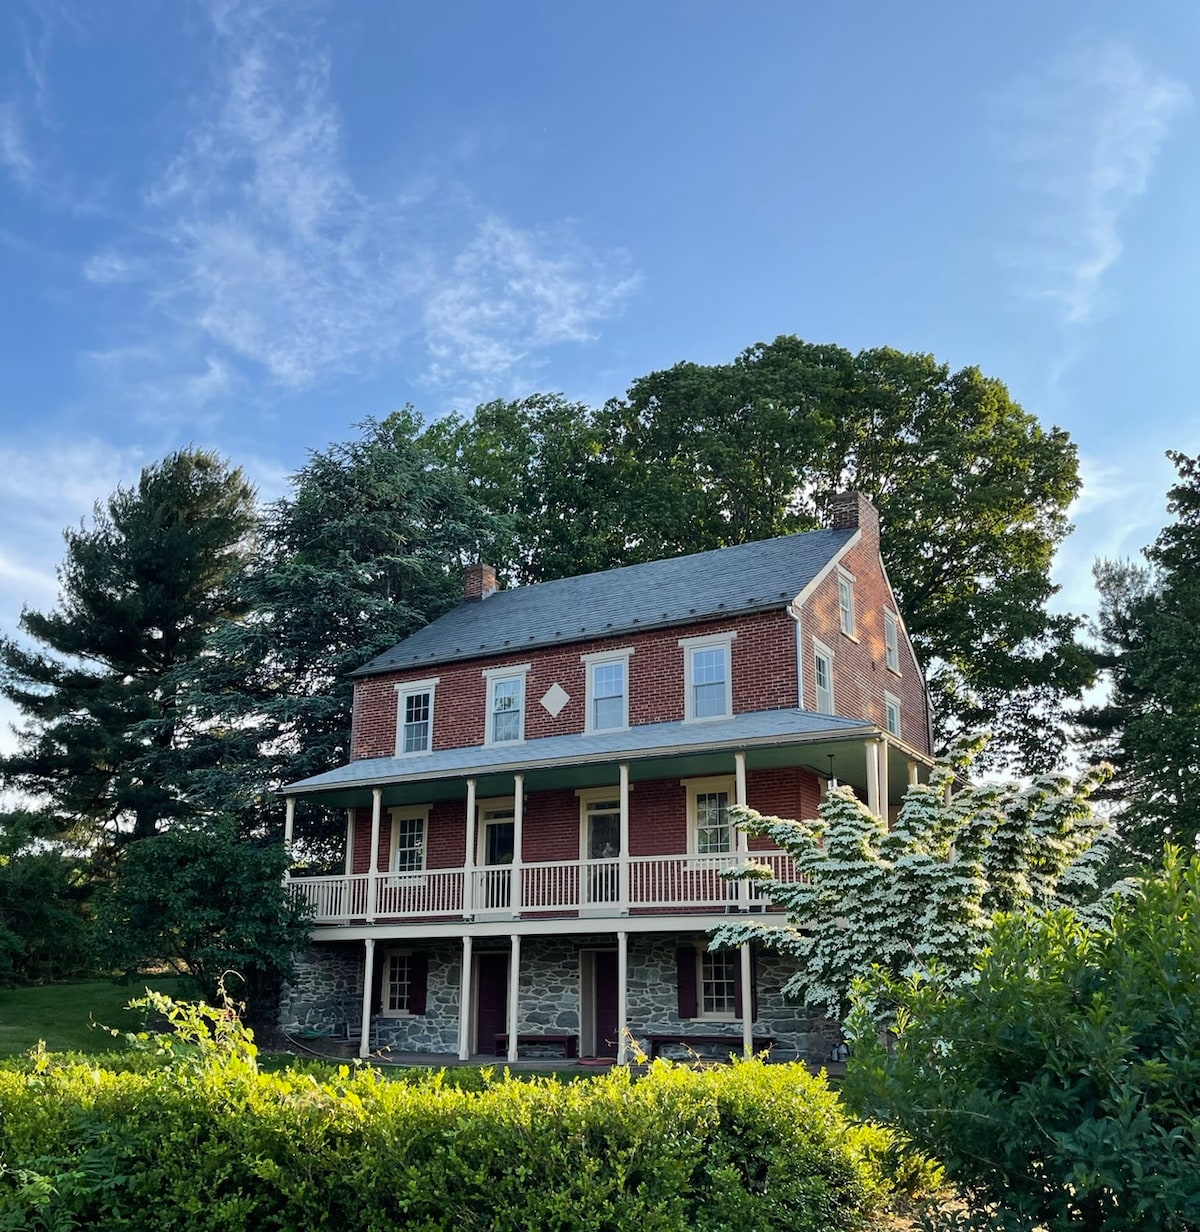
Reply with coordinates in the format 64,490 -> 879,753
464,563 -> 498,601
829,491 -> 880,540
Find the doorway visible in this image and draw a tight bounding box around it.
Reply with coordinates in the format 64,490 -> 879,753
475,951 -> 508,1055
580,949 -> 619,1058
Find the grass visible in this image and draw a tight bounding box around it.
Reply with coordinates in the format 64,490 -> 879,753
0,975 -> 195,1056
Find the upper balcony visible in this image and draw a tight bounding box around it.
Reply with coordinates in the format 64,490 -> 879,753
290,849 -> 797,927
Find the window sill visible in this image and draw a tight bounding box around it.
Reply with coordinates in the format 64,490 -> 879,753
839,631 -> 859,643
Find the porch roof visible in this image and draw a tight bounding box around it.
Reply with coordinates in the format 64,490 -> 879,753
282,707 -> 927,807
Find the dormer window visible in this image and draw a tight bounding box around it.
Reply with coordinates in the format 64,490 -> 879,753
483,664 -> 531,745
679,632 -> 737,722
395,678 -> 438,756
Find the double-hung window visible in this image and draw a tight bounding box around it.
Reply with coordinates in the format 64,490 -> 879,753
700,949 -> 738,1018
813,640 -> 834,714
582,648 -> 632,733
679,632 -> 736,722
687,776 -> 735,855
385,952 -> 413,1015
389,808 -> 428,874
483,664 -> 530,745
884,692 -> 902,738
395,677 -> 438,755
884,611 -> 900,674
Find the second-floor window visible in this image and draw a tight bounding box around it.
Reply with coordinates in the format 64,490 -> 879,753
483,664 -> 530,745
814,641 -> 834,714
885,693 -> 902,738
679,632 -> 736,721
395,677 -> 438,756
389,808 -> 427,873
688,776 -> 735,854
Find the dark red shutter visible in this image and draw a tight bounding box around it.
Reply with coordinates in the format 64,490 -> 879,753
408,952 -> 429,1015
733,951 -> 743,1019
370,947 -> 388,1016
676,946 -> 698,1018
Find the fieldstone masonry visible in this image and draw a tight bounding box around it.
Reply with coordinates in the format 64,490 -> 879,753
282,933 -> 839,1063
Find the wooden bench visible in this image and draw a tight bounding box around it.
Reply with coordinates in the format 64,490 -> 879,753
494,1032 -> 579,1059
644,1033 -> 774,1060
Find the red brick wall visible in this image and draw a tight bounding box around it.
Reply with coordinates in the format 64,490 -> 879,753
347,767 -> 823,869
351,609 -> 798,760
799,534 -> 931,753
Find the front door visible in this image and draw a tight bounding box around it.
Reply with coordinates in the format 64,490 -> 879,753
481,809 -> 515,910
475,951 -> 508,1056
592,950 -> 619,1058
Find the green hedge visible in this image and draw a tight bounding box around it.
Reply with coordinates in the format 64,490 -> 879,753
0,1000 -> 887,1232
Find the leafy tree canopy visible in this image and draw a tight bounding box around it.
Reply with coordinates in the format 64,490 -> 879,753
712,739 -> 1116,1021
0,449 -> 257,853
430,339 -> 1092,767
1080,450 -> 1200,868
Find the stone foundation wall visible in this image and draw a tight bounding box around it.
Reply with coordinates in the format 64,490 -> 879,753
280,933 -> 838,1063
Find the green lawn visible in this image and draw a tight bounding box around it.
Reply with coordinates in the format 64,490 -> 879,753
0,976 -> 196,1056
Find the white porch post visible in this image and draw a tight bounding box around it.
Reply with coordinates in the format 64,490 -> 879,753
866,742 -> 881,816
366,787 -> 383,923
740,943 -> 754,1058
463,777 -> 477,917
359,937 -> 375,1058
283,796 -> 295,886
616,930 -> 629,1064
618,762 -> 630,913
344,808 -> 354,876
506,933 -> 521,1063
511,773 -> 524,916
457,935 -> 474,1061
734,751 -> 749,910
908,760 -> 919,787
878,738 -> 890,825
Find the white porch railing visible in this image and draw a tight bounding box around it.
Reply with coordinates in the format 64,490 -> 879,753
292,851 -> 798,925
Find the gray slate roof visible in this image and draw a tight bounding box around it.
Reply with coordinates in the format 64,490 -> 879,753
353,528 -> 854,677
284,706 -> 871,796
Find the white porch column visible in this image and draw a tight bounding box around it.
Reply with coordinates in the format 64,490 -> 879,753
866,742 -> 881,816
344,808 -> 354,876
878,738 -> 890,825
618,762 -> 630,913
616,930 -> 629,1064
511,773 -> 524,916
366,787 -> 383,922
908,760 -> 919,787
359,937 -> 375,1058
506,933 -> 521,1063
283,796 -> 296,870
457,935 -> 474,1061
740,943 -> 754,1058
463,777 -> 477,916
734,751 -> 750,910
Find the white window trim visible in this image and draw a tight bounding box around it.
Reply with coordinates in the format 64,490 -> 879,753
696,943 -> 738,1021
482,663 -> 531,746
678,631 -> 737,723
387,805 -> 430,877
813,638 -> 834,715
394,677 -> 439,757
475,796 -> 517,864
884,610 -> 901,675
884,692 -> 902,738
581,647 -> 633,734
381,947 -> 417,1019
684,774 -> 736,856
576,786 -> 626,860
791,608 -> 804,710
837,567 -> 857,639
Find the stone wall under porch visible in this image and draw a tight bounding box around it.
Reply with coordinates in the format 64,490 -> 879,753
280,933 -> 839,1064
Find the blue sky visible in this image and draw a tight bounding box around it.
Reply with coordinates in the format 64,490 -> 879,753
1,1 -> 1197,751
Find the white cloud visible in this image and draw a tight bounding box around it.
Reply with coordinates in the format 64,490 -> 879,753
79,1 -> 636,404
998,42 -> 1189,326
0,103 -> 35,189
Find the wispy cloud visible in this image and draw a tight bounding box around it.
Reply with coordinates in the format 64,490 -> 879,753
0,103 -> 35,189
997,42 -> 1189,326
81,0 -> 636,407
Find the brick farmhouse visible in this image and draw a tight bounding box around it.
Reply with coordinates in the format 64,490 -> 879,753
280,491 -> 933,1064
